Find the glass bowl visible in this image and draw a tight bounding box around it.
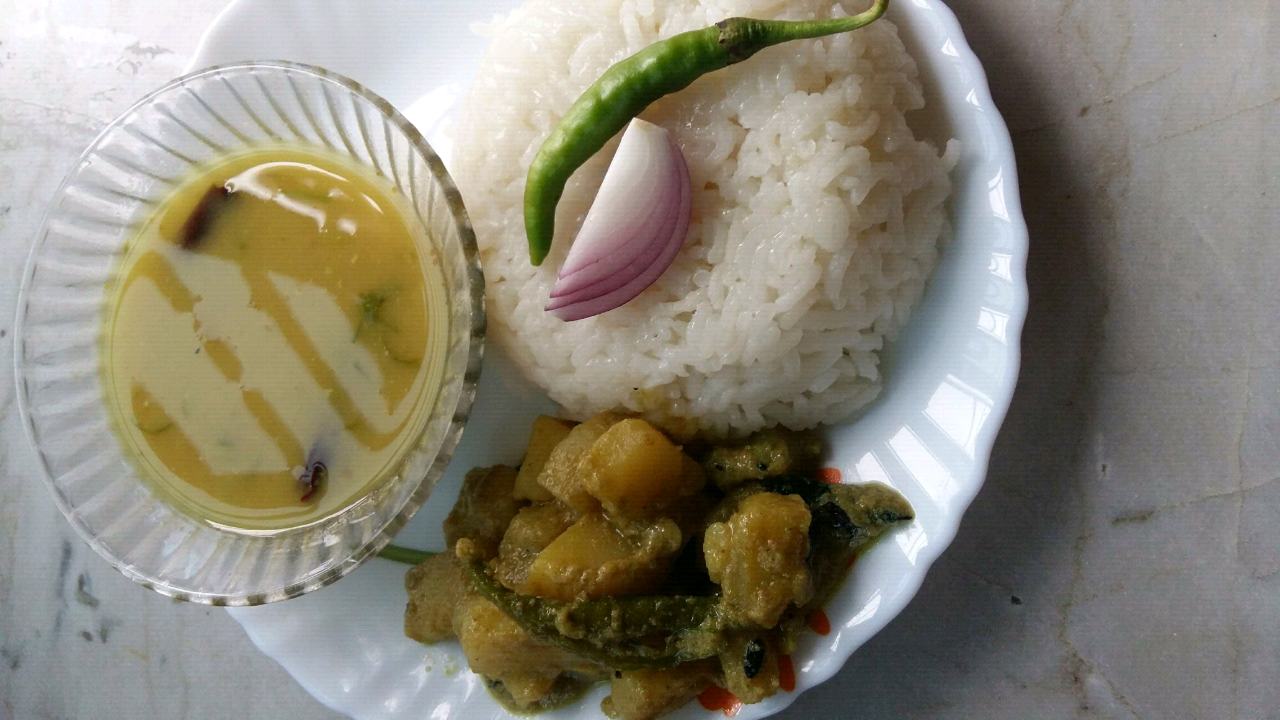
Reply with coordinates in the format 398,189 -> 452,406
13,61 -> 485,605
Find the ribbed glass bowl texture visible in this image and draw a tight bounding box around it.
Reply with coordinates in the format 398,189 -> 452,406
13,61 -> 485,605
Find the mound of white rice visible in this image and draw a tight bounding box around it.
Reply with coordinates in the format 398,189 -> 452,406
452,0 -> 957,434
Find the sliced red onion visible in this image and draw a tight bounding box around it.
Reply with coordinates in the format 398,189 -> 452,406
548,186 -> 675,298
556,124 -> 673,281
546,118 -> 692,321
546,190 -> 681,307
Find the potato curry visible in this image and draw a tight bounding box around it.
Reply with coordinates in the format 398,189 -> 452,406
394,414 -> 912,719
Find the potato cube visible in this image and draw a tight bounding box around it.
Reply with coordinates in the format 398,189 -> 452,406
524,513 -> 681,600
514,416 -> 574,502
452,595 -> 593,709
602,661 -> 718,720
536,411 -> 627,514
403,553 -> 466,643
443,465 -> 521,559
495,503 -> 575,591
703,492 -> 812,627
580,419 -> 696,519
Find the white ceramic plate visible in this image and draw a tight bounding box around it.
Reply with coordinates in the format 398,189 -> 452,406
192,1 -> 1028,718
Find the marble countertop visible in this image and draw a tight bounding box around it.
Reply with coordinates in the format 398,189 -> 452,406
2,1 -> 1277,718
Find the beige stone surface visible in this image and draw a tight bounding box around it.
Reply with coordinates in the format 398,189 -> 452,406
1,1 -> 1277,718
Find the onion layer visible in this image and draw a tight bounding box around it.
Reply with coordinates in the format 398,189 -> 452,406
546,118 -> 691,321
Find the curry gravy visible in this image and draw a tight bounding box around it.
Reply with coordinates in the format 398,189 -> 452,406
103,147 -> 446,531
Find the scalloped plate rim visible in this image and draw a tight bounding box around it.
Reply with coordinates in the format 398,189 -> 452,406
186,1 -> 1030,718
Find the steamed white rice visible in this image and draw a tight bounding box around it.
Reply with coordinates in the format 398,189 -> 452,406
452,0 -> 957,434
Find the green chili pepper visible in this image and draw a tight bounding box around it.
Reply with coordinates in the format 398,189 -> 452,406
376,542 -> 728,667
794,479 -> 914,599
523,0 -> 891,265
466,561 -> 732,669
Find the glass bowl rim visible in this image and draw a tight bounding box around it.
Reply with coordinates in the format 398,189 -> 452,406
12,60 -> 486,605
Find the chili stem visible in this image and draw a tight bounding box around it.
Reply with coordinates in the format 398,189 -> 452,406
750,0 -> 889,43
378,544 -> 436,565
